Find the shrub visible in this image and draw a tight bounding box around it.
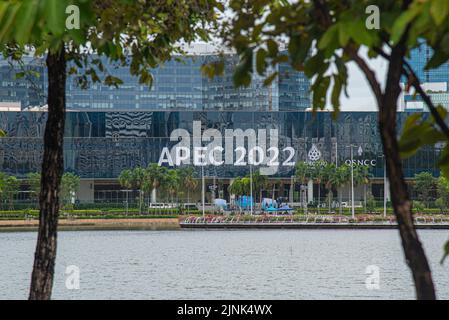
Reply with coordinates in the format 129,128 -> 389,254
413,201 -> 425,213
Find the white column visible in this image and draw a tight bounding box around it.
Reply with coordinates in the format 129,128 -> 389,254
151,188 -> 156,203
307,179 -> 313,204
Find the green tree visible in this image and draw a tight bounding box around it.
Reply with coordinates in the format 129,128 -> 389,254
179,167 -> 198,204
322,163 -> 337,213
216,0 -> 449,298
311,160 -> 326,210
144,163 -> 168,203
0,172 -> 7,209
436,175 -> 449,211
229,177 -> 246,197
118,169 -> 134,213
3,175 -> 20,210
414,172 -> 436,208
118,169 -> 133,190
251,170 -> 268,202
60,172 -> 80,207
334,165 -> 351,215
353,164 -> 371,211
295,161 -> 313,186
295,161 -> 314,213
165,169 -> 180,204
0,0 -> 219,299
132,167 -> 146,213
27,172 -> 41,207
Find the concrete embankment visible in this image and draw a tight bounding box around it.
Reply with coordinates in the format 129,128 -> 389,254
0,218 -> 180,232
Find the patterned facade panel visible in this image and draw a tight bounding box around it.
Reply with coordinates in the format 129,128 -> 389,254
0,111 -> 442,179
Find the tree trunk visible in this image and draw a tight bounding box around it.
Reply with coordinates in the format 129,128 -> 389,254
379,41 -> 435,298
317,183 -> 320,214
29,47 -> 66,300
339,187 -> 342,215
379,107 -> 435,300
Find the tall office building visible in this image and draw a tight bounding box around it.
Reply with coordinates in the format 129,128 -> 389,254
0,57 -> 45,110
403,44 -> 449,111
0,53 -> 311,111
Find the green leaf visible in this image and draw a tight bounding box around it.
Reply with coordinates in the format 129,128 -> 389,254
14,0 -> 38,44
331,76 -> 342,110
256,48 -> 267,75
14,71 -> 25,80
338,23 -> 350,47
318,25 -> 338,50
44,0 -> 66,36
430,0 -> 449,25
304,52 -> 327,78
0,3 -> 22,42
266,39 -> 278,58
201,60 -> 224,78
426,50 -> 449,70
263,72 -> 278,86
312,75 -> 331,110
391,4 -> 421,43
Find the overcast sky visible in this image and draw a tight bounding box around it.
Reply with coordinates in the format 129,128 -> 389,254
338,55 -> 388,111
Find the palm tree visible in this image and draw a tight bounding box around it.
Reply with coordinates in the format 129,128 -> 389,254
333,164 -> 351,215
118,169 -> 133,189
132,167 -> 146,213
229,177 -> 244,198
251,170 -> 268,202
179,167 -> 198,204
165,169 -> 180,204
144,163 -> 167,203
353,164 -> 371,211
322,163 -> 337,213
118,169 -> 134,213
295,161 -> 314,213
311,160 -> 326,213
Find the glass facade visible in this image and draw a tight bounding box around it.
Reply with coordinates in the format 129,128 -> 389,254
0,54 -> 310,111
0,111 -> 441,180
407,45 -> 449,85
0,57 -> 45,108
404,44 -> 449,110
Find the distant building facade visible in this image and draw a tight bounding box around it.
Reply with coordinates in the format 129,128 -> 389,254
403,45 -> 449,111
0,53 -> 311,112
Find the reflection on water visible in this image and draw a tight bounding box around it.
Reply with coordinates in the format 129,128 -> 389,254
0,229 -> 448,299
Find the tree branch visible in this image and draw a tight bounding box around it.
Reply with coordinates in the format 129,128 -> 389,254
402,59 -> 449,140
344,46 -> 383,105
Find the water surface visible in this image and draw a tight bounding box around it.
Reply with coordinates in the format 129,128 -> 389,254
1,229 -> 448,299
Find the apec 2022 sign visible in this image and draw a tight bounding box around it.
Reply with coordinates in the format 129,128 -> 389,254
158,121 -> 376,175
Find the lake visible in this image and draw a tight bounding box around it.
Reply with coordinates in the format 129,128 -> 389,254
1,229 -> 448,299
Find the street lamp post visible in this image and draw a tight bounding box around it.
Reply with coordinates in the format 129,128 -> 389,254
378,154 -> 387,218
335,141 -> 338,167
250,164 -> 253,215
289,175 -> 294,206
350,146 -> 355,219
346,144 -> 357,219
383,156 -> 387,218
201,165 -> 205,218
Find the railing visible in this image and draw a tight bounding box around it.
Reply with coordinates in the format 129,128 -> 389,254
181,215 -> 449,225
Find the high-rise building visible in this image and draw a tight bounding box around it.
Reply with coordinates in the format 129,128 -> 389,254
0,57 -> 45,109
403,44 -> 449,111
0,53 -> 311,111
